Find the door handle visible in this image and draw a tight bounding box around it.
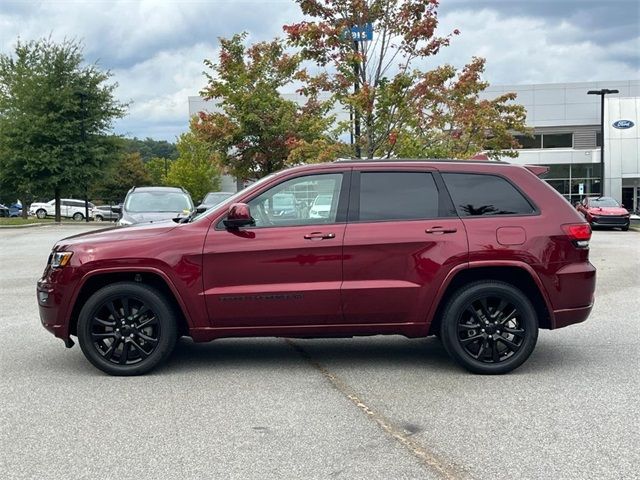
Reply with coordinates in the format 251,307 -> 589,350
425,226 -> 457,234
304,232 -> 336,240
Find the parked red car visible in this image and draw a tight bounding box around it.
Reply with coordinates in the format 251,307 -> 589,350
576,196 -> 630,231
38,159 -> 596,376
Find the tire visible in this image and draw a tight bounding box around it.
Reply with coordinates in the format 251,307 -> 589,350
95,215 -> 103,222
440,281 -> 538,374
621,225 -> 629,231
36,209 -> 46,219
77,282 -> 177,376
72,212 -> 84,221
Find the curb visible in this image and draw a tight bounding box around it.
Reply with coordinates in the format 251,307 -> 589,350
0,222 -> 109,229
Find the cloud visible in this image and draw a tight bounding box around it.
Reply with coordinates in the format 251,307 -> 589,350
1,0 -> 638,140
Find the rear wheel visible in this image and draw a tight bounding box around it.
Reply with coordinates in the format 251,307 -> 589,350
77,282 -> 177,376
36,209 -> 46,219
72,212 -> 84,221
440,281 -> 538,374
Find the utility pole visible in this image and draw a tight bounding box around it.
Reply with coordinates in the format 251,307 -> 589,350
353,38 -> 361,158
78,91 -> 90,222
587,88 -> 618,197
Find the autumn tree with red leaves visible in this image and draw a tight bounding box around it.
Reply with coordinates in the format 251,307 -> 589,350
192,33 -> 343,180
285,0 -> 528,159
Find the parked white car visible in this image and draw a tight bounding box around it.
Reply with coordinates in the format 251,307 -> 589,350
29,198 -> 95,221
309,194 -> 333,219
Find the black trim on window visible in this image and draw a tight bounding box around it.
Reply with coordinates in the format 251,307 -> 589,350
348,169 -> 454,223
440,172 -> 540,218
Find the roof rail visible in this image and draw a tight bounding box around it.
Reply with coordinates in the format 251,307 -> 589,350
334,157 -> 508,164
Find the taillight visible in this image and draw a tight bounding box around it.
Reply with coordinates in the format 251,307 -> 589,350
562,223 -> 592,248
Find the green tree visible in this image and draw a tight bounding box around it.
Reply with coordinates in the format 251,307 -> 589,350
121,137 -> 178,162
192,33 -> 339,180
284,0 -> 527,159
396,57 -> 529,159
0,37 -> 127,220
91,152 -> 151,203
145,156 -> 173,185
164,132 -> 220,202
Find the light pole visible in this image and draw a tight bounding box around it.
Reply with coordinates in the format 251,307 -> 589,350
587,88 -> 618,197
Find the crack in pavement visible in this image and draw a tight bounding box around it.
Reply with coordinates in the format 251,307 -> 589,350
285,338 -> 470,480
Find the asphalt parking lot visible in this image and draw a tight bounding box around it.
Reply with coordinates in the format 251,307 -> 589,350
1,225 -> 638,480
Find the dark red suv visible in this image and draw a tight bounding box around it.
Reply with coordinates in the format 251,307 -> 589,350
37,160 -> 596,375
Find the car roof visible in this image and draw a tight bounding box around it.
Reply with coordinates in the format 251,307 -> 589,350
128,186 -> 186,193
334,157 -> 507,164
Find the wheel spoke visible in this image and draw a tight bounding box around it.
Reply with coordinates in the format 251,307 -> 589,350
495,299 -> 507,318
104,338 -> 120,360
137,316 -> 158,330
475,341 -> 487,360
130,340 -> 149,359
460,334 -> 484,346
106,301 -> 120,321
133,305 -> 149,320
503,327 -> 525,337
458,323 -> 481,330
498,308 -> 517,325
137,332 -> 158,344
119,342 -> 130,364
491,339 -> 500,362
121,297 -> 130,318
91,332 -> 116,340
94,317 -> 115,327
497,336 -> 520,352
464,307 -> 483,324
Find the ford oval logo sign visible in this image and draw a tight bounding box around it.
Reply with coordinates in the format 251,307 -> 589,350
612,119 -> 634,129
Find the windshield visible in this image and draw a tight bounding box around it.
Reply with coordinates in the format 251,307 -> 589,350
125,191 -> 193,213
313,194 -> 332,207
204,192 -> 233,205
590,197 -> 619,207
191,173 -> 278,222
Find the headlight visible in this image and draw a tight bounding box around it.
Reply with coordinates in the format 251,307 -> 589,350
50,251 -> 73,268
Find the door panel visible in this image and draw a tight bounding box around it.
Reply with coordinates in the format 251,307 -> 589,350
202,171 -> 349,329
203,225 -> 345,327
342,219 -> 467,324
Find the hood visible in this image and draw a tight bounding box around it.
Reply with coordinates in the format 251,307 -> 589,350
121,211 -> 188,224
55,221 -> 178,249
587,206 -> 629,215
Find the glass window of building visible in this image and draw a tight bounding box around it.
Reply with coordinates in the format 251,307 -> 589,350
514,134 -> 542,149
542,133 -> 573,148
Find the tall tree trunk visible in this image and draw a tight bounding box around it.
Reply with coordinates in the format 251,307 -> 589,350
54,187 -> 61,223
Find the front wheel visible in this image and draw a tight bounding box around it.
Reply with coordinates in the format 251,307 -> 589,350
77,282 -> 177,376
440,281 -> 538,374
94,215 -> 103,222
36,209 -> 46,219
621,225 -> 629,231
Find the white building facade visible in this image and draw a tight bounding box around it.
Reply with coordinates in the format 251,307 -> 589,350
484,80 -> 640,210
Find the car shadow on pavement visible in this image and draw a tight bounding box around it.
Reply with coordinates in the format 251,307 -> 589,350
159,336 -> 459,375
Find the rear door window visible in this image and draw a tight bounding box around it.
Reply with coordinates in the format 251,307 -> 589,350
442,173 -> 535,216
356,172 -> 439,221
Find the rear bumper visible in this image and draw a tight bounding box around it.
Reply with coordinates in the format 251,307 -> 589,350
553,304 -> 593,329
547,261 -> 596,329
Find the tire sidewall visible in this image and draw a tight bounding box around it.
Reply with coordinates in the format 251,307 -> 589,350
36,209 -> 46,219
441,282 -> 538,374
77,282 -> 177,376
73,212 -> 83,221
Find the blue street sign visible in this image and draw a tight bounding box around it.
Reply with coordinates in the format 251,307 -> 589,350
350,23 -> 373,41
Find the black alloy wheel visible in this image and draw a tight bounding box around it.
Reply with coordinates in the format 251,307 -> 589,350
77,282 -> 177,375
440,281 -> 538,374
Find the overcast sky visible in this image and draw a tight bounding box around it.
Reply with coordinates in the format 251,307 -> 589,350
1,0 -> 639,141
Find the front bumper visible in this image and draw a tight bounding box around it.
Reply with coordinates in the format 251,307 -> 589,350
590,216 -> 630,227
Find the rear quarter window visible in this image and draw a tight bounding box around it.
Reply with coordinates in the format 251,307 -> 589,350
442,173 -> 536,217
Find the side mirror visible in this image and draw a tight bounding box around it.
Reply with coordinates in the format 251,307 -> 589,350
223,203 -> 255,229
196,205 -> 207,214
620,203 -> 625,208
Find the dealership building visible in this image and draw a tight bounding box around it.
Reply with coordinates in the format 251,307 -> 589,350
189,79 -> 640,211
